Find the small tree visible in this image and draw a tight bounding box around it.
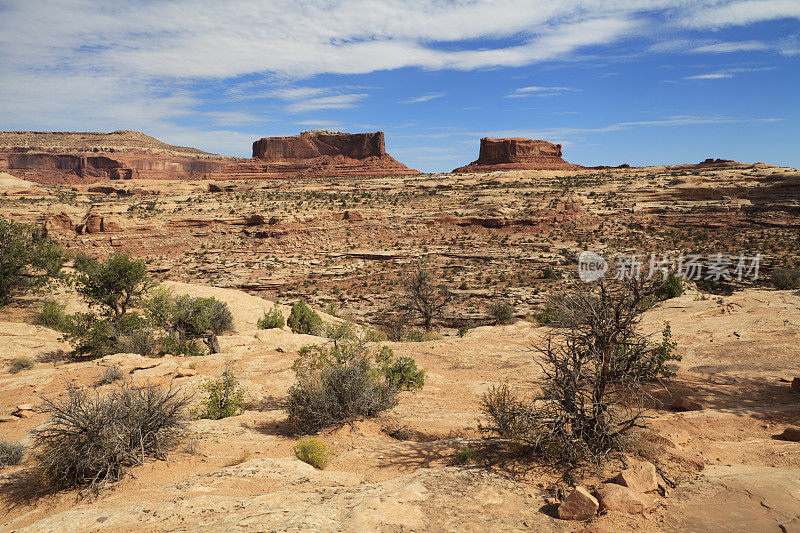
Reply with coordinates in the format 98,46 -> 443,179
404,265 -> 451,331
74,253 -> 151,322
144,288 -> 234,355
0,219 -> 64,306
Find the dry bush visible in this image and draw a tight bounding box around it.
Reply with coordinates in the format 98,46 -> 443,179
403,264 -> 451,331
32,383 -> 188,494
481,278 -> 679,471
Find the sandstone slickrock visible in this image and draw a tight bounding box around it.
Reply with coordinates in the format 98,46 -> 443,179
615,461 -> 659,493
558,486 -> 599,521
453,137 -> 582,173
595,483 -> 656,515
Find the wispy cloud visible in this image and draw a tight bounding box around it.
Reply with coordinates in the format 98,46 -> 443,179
401,92 -> 446,104
683,67 -> 774,80
691,40 -> 769,53
285,93 -> 368,113
504,86 -> 579,98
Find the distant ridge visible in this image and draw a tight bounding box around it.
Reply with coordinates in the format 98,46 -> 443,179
0,130 -> 227,159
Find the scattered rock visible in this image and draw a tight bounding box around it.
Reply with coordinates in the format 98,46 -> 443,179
244,214 -> 266,226
778,427 -> 800,442
595,483 -> 656,515
558,486 -> 599,521
0,414 -> 16,423
12,404 -> 36,418
343,210 -> 364,222
671,397 -> 704,411
660,427 -> 690,446
616,461 -> 659,493
665,447 -> 705,470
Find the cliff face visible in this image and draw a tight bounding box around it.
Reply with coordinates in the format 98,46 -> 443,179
253,131 -> 387,161
453,137 -> 582,172
0,131 -> 235,182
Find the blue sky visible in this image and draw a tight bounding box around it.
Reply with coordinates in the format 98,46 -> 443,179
0,0 -> 798,172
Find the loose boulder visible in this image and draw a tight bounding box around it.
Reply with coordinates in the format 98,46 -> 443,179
616,461 -> 659,493
558,486 -> 599,521
778,426 -> 800,442
595,483 -> 656,515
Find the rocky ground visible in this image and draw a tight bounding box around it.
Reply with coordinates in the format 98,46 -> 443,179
0,165 -> 799,532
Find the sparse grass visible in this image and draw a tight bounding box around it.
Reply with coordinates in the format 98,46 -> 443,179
294,438 -> 330,469
224,447 -> 253,467
98,363 -> 124,385
9,356 -> 34,374
454,446 -> 477,466
0,441 -> 26,467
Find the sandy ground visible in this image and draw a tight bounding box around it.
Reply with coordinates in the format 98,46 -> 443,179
0,282 -> 798,532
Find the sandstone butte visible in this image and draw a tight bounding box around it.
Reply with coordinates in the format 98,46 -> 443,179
452,137 -> 583,173
250,130 -> 415,177
0,129 -> 415,183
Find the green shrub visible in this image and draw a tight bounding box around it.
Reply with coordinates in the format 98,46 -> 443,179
655,272 -> 684,301
9,356 -> 34,374
0,219 -> 64,307
772,268 -> 800,290
33,383 -> 188,493
35,300 -> 71,331
191,363 -> 245,420
376,347 -> 425,391
257,304 -> 285,329
457,321 -> 475,338
454,446 -> 477,465
66,313 -> 146,358
488,301 -> 516,325
286,326 -> 423,434
160,334 -> 205,357
0,440 -> 25,467
294,438 -> 330,469
287,301 -> 322,335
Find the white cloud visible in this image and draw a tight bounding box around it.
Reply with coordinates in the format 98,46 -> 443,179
401,93 -> 446,104
679,0 -> 800,28
504,86 -> 579,98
